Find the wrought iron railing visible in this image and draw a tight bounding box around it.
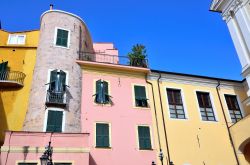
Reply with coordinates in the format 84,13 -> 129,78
78,52 -> 148,68
0,71 -> 26,86
45,90 -> 67,107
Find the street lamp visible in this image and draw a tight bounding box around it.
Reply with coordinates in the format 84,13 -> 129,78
40,141 -> 53,165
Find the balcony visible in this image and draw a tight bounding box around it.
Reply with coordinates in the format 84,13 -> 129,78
45,90 -> 67,107
78,52 -> 148,68
0,71 -> 26,87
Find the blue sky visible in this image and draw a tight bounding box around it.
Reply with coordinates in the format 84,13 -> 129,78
0,0 -> 243,80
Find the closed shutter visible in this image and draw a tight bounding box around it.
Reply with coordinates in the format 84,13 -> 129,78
138,126 -> 151,150
56,29 -> 69,47
95,80 -> 102,103
46,110 -> 63,132
96,123 -> 109,147
103,81 -> 109,103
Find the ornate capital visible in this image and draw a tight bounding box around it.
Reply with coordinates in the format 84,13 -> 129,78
222,0 -> 243,22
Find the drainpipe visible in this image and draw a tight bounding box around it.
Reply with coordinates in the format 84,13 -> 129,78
157,72 -> 171,165
146,75 -> 164,165
216,80 -> 240,165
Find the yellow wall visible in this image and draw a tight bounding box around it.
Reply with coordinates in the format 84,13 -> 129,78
148,76 -> 250,165
0,30 -> 39,144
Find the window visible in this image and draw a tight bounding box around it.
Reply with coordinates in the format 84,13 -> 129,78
18,163 -> 37,165
8,34 -> 26,45
134,85 -> 148,107
225,95 -> 243,123
167,88 -> 186,119
55,28 -> 69,47
96,123 -> 110,148
94,80 -> 111,104
49,70 -> 66,92
46,110 -> 63,132
196,92 -> 216,121
138,126 -> 152,150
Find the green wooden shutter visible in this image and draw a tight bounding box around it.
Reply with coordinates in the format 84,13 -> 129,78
56,29 -> 69,47
49,70 -> 58,91
95,80 -> 102,103
59,70 -> 66,92
96,123 -> 109,147
0,61 -> 8,72
46,111 -> 63,132
103,81 -> 109,103
138,126 -> 151,150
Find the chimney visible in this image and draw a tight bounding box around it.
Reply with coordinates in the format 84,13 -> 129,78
50,4 -> 54,10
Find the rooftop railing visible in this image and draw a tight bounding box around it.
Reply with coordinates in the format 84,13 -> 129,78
0,71 -> 26,87
45,90 -> 68,107
78,52 -> 148,68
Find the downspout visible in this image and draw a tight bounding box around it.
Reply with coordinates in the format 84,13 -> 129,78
145,75 -> 163,165
216,80 -> 240,165
157,72 -> 171,165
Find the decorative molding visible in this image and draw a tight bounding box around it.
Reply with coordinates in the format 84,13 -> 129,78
222,0 -> 243,22
148,73 -> 244,90
0,146 -> 90,153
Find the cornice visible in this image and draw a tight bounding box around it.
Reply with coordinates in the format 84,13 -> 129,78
148,72 -> 244,90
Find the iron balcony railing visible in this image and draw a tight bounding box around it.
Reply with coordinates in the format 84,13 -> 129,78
45,90 -> 67,107
78,52 -> 148,68
0,71 -> 26,86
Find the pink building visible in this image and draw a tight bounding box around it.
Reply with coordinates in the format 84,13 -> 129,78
79,43 -> 156,165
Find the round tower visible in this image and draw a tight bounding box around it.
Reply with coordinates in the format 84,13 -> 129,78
23,8 -> 93,132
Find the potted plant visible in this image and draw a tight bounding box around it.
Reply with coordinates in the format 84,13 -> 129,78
127,44 -> 147,67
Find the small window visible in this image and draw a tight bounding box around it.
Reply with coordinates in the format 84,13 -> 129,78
196,92 -> 216,121
138,126 -> 152,150
55,28 -> 69,47
225,95 -> 243,123
134,85 -> 148,107
94,80 -> 111,104
46,110 -> 63,132
96,123 -> 110,148
18,163 -> 37,165
167,88 -> 186,119
8,34 -> 26,45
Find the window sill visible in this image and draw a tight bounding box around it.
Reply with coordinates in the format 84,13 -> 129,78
95,146 -> 112,149
133,106 -> 150,110
54,44 -> 70,49
169,117 -> 188,121
139,148 -> 153,151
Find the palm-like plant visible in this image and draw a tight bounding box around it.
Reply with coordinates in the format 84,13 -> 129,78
127,44 -> 147,67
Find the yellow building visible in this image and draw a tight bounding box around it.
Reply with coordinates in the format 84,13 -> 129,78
0,29 -> 39,144
148,70 -> 250,165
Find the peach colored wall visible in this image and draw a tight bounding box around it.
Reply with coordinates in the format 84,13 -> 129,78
93,43 -> 119,64
1,131 -> 90,165
81,69 -> 156,165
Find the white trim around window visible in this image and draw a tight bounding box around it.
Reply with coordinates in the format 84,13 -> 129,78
7,34 -> 26,45
43,108 -> 66,132
164,86 -> 189,120
194,90 -> 219,122
131,83 -> 150,109
53,27 -> 71,49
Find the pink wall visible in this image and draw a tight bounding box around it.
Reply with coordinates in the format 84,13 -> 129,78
1,131 -> 90,165
81,71 -> 156,165
93,43 -> 119,64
